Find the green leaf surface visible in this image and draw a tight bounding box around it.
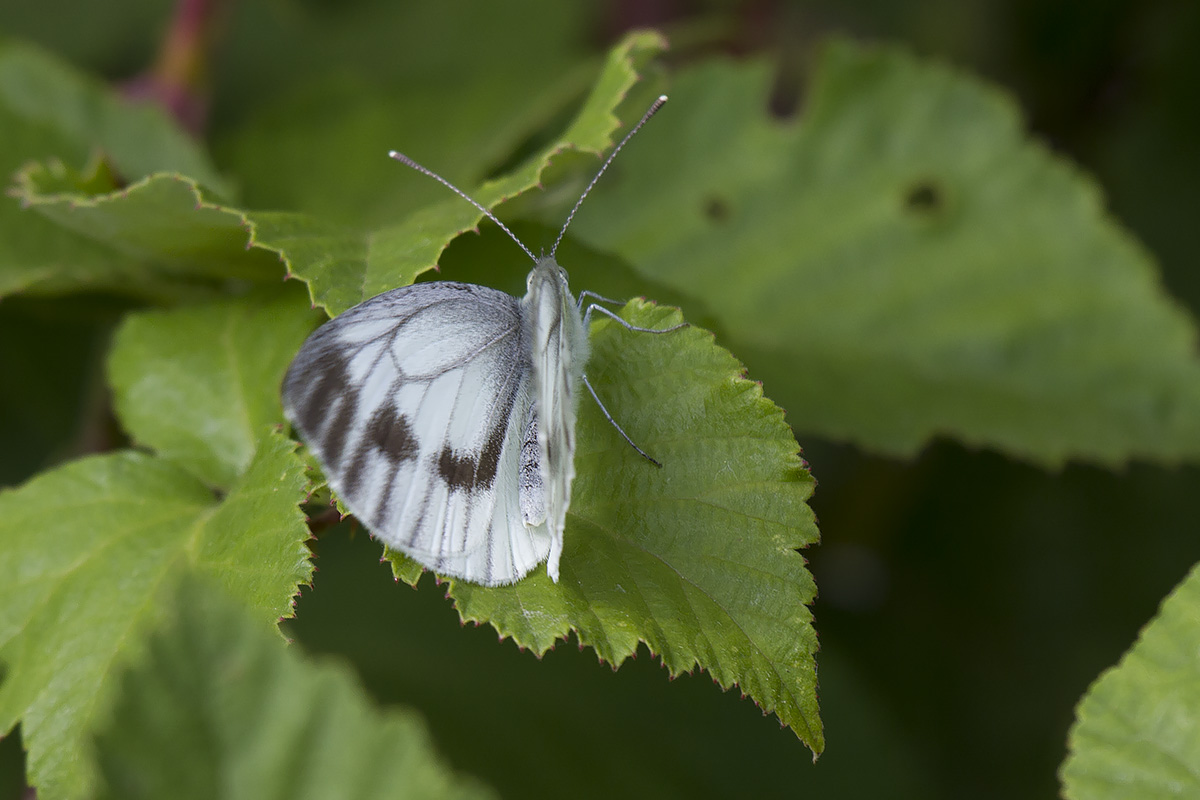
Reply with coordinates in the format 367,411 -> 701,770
0,432 -> 312,799
214,0 -> 592,227
11,164 -> 283,294
0,40 -> 235,298
569,39 -> 1200,465
386,299 -> 823,753
0,41 -> 227,190
94,578 -> 493,800
249,30 -> 668,317
1060,561 -> 1200,799
218,71 -> 592,231
108,287 -> 320,488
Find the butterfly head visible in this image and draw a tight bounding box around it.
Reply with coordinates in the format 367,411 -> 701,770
528,255 -> 570,293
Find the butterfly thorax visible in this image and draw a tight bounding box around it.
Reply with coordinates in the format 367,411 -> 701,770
521,256 -> 589,390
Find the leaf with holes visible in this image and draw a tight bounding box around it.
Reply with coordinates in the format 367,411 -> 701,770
569,39 -> 1200,466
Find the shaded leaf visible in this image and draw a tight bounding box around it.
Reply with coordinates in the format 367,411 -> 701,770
250,29 -> 669,316
1060,561 -> 1200,799
108,287 -> 319,488
294,531 -> 924,799
569,39 -> 1200,465
0,432 -> 311,799
218,71 -> 592,230
387,300 -> 823,752
94,577 -> 493,800
214,0 -> 593,226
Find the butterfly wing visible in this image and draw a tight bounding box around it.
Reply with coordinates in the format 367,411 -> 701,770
522,257 -> 590,582
283,282 -> 553,586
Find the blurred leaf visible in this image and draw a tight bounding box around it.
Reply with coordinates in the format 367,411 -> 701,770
0,41 -> 227,190
94,577 -> 493,800
0,432 -> 312,799
0,41 -> 245,299
11,163 -> 282,295
569,39 -> 1200,465
293,530 -> 928,799
250,29 -> 669,316
214,0 -> 593,223
108,287 -> 320,488
0,3 -> 162,70
386,300 -> 823,753
1060,561 -> 1200,799
218,71 -> 593,230
0,100 -> 124,297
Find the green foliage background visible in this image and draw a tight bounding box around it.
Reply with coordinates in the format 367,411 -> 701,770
2,1 -> 1200,798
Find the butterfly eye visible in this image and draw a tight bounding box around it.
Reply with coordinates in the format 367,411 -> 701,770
558,267 -> 569,283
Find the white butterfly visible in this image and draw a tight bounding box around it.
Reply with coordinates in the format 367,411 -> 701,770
282,95 -> 684,586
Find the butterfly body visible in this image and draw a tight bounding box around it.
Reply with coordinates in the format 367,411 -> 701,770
523,257 -> 589,577
285,94 -> 673,586
283,256 -> 583,585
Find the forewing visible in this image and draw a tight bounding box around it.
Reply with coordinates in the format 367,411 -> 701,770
283,282 -> 553,585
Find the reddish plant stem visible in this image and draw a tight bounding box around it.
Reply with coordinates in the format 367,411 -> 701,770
123,0 -> 227,134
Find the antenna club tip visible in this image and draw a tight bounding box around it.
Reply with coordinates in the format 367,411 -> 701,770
657,94 -> 668,102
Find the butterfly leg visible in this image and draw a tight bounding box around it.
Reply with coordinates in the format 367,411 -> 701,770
580,303 -> 687,466
582,303 -> 689,334
576,290 -> 624,309
581,374 -> 663,468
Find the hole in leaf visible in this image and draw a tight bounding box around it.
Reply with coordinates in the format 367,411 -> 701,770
703,196 -> 731,222
904,180 -> 945,214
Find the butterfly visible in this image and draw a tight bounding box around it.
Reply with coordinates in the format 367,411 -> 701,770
282,95 -> 685,586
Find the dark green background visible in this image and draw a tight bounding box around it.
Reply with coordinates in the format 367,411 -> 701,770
2,1 -> 1198,797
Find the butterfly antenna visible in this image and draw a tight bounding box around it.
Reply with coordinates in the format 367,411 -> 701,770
550,94 -> 668,258
388,150 -> 538,264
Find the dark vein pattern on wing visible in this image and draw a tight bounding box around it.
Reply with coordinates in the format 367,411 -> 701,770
283,282 -> 554,584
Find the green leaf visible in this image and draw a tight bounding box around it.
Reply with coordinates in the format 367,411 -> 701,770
108,287 -> 320,488
10,164 -> 283,295
0,432 -> 312,799
214,0 -> 594,227
568,39 -> 1200,465
94,578 -> 493,800
0,41 -> 228,190
0,40 -> 237,298
218,71 -> 591,231
1060,562 -> 1200,799
386,298 -> 823,753
249,29 -> 669,317
0,105 -> 123,297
